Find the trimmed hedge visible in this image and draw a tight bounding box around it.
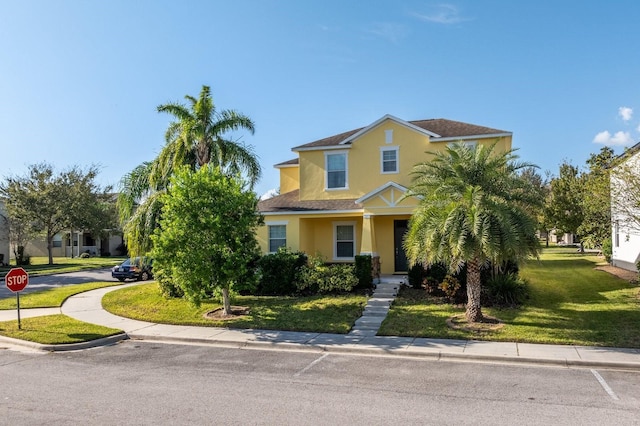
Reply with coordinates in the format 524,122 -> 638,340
256,248 -> 307,295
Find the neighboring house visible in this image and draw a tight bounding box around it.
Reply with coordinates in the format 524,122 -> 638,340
24,231 -> 124,258
0,201 -> 9,265
611,141 -> 640,272
257,114 -> 513,275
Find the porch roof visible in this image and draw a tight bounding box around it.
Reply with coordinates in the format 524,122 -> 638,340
258,190 -> 362,213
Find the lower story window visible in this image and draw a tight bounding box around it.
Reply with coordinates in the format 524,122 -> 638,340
335,223 -> 355,259
268,225 -> 286,252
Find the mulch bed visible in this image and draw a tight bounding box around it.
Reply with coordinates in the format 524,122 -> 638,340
204,306 -> 250,320
595,265 -> 638,283
446,314 -> 504,333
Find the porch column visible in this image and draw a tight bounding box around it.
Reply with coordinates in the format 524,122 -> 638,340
360,214 -> 377,256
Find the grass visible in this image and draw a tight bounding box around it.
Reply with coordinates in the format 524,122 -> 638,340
0,256 -> 126,277
0,315 -> 122,345
378,247 -> 640,348
0,281 -> 121,309
103,283 -> 368,334
0,281 -> 125,344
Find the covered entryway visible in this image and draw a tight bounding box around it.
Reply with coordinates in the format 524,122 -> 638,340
393,220 -> 408,273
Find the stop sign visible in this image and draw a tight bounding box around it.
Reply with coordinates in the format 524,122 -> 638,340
5,267 -> 29,293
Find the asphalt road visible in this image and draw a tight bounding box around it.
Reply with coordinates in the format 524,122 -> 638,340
1,341 -> 638,424
0,268 -> 115,299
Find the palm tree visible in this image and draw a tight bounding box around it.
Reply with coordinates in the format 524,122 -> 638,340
403,143 -> 541,322
118,85 -> 260,256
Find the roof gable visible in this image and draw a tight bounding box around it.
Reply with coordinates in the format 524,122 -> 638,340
291,115 -> 511,152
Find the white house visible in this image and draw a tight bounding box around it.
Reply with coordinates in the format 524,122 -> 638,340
611,142 -> 640,272
0,201 -> 9,265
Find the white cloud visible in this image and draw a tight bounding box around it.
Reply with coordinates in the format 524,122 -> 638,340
260,188 -> 279,200
618,106 -> 633,122
593,130 -> 634,146
413,4 -> 472,24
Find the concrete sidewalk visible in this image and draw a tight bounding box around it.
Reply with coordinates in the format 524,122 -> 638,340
1,284 -> 639,370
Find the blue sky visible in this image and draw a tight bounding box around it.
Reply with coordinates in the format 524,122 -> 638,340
1,1 -> 639,197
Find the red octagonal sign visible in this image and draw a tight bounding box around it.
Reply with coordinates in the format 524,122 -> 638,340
5,267 -> 29,293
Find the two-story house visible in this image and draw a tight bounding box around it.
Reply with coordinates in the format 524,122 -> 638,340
611,141 -> 640,272
257,114 -> 512,275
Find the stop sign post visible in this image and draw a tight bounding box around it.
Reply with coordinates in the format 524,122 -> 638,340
5,267 -> 29,329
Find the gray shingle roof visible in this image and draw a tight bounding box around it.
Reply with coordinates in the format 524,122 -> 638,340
292,118 -> 509,150
258,190 -> 362,213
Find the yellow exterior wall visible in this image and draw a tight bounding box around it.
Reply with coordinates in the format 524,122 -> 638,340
258,215 -> 301,254
298,151 -> 327,200
297,118 -> 512,201
260,117 -> 513,274
278,166 -> 300,193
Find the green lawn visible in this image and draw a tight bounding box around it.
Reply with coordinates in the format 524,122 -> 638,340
0,315 -> 122,345
378,248 -> 640,348
0,282 -> 121,309
0,256 -> 126,277
0,281 -> 126,345
103,283 -> 368,334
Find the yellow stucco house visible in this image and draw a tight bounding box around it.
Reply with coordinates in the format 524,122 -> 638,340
257,114 -> 512,275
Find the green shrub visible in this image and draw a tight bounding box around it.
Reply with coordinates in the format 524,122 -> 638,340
298,256 -> 358,294
257,248 -> 307,295
483,273 -> 529,307
154,266 -> 185,298
354,255 -> 373,289
408,263 -> 426,289
438,275 -> 462,302
602,237 -> 612,263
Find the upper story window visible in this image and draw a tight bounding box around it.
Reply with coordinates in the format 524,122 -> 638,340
448,141 -> 477,150
326,151 -> 348,190
380,147 -> 399,174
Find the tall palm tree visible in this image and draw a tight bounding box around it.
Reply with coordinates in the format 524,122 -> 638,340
118,85 -> 260,256
404,143 -> 541,322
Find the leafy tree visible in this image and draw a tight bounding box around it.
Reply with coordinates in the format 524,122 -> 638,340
151,166 -> 262,315
547,162 -> 584,246
1,199 -> 34,265
403,143 -> 540,322
0,163 -> 114,264
520,167 -> 552,246
578,147 -> 614,249
118,85 -> 259,256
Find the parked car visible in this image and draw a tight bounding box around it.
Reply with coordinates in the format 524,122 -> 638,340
111,257 -> 153,282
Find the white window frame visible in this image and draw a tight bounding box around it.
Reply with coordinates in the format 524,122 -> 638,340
333,221 -> 356,260
267,221 -> 288,253
448,141 -> 477,150
380,146 -> 399,174
325,151 -> 349,190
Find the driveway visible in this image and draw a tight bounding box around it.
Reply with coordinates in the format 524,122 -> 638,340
0,268 -> 114,299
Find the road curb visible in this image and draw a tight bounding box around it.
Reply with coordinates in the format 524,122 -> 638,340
119,334 -> 640,370
4,330 -> 640,370
0,333 -> 128,352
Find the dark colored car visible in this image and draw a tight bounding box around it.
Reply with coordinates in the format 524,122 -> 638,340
111,257 -> 153,282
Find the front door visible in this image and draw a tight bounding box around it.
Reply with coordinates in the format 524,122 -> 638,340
393,220 -> 408,273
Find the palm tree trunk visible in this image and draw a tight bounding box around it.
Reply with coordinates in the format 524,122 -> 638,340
465,257 -> 483,322
222,287 -> 231,316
